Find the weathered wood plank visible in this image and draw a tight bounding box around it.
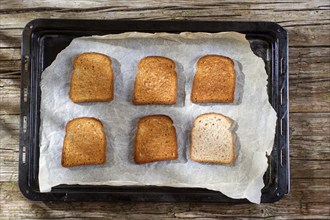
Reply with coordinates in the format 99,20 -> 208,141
290,137 -> 330,160
0,114 -> 19,182
290,47 -> 330,81
0,60 -> 21,72
0,94 -> 20,115
290,113 -> 330,137
0,156 -> 19,182
0,115 -> 19,146
0,179 -> 329,219
0,48 -> 20,61
290,160 -> 330,179
0,0 -> 328,11
287,24 -> 330,47
0,79 -> 20,115
1,24 -> 329,48
0,29 -> 22,48
289,47 -> 330,113
0,4 -> 329,29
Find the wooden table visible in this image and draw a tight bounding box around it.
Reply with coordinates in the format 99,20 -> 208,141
1,1 -> 329,219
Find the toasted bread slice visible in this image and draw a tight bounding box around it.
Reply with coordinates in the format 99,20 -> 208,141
190,113 -> 235,164
133,56 -> 177,105
191,55 -> 236,103
69,52 -> 114,103
62,117 -> 106,167
134,115 -> 178,164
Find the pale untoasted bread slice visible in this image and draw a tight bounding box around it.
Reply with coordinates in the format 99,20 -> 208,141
190,113 -> 235,164
191,55 -> 236,103
62,117 -> 106,167
134,115 -> 178,164
69,52 -> 114,103
133,56 -> 177,105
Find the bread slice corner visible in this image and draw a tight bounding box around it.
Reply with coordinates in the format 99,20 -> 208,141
190,112 -> 235,164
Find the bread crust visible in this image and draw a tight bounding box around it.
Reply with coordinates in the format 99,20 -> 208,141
69,52 -> 114,103
190,112 -> 235,164
62,117 -> 106,167
134,114 -> 178,164
191,55 -> 236,103
133,56 -> 177,105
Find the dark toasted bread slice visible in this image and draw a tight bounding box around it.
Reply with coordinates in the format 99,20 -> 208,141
191,55 -> 235,103
133,56 -> 177,105
134,115 -> 178,164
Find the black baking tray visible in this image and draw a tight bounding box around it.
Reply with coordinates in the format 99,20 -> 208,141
19,19 -> 289,202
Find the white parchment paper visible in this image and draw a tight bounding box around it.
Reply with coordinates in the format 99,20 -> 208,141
39,32 -> 277,204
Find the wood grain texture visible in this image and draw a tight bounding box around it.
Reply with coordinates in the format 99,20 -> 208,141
0,0 -> 329,219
